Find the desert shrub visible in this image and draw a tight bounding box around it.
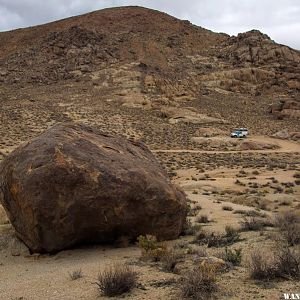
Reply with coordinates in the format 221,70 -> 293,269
250,182 -> 259,189
195,204 -> 202,211
161,249 -> 181,272
96,264 -> 137,297
196,215 -> 210,223
222,205 -> 233,211
206,233 -> 225,248
234,179 -> 245,186
293,172 -> 300,178
180,264 -> 218,300
188,205 -> 202,216
193,230 -> 208,243
137,235 -> 158,252
218,248 -> 242,266
233,209 -> 265,217
248,247 -> 300,280
239,217 -> 273,231
248,250 -> 278,280
275,246 -> 300,279
69,269 -> 83,280
186,245 -> 207,257
194,226 -> 240,248
238,170 -> 247,176
252,170 -> 260,175
279,198 -> 292,206
224,225 -> 240,243
182,220 -> 202,236
173,240 -> 189,249
275,211 -> 300,245
137,235 -> 168,261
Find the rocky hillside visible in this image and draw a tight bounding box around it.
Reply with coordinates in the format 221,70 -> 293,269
0,6 -> 299,96
0,6 -> 299,156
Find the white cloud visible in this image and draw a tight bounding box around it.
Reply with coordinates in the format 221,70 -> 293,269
0,0 -> 299,49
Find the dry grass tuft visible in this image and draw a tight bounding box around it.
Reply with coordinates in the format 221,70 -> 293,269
69,269 -> 83,280
180,264 -> 218,300
275,211 -> 300,246
239,217 -> 273,231
96,264 -> 137,297
248,246 -> 300,280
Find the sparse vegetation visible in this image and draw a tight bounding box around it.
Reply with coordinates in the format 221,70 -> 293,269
180,264 -> 218,300
275,211 -> 300,245
161,249 -> 181,272
69,269 -> 83,280
293,172 -> 300,179
233,209 -> 266,217
188,204 -> 202,216
239,217 -> 273,231
218,247 -> 242,266
182,220 -> 202,236
196,214 -> 210,223
137,235 -> 181,271
96,264 -> 137,297
193,225 -> 240,248
224,225 -> 240,243
248,246 -> 300,280
222,205 -> 233,211
137,235 -> 167,261
0,5 -> 300,300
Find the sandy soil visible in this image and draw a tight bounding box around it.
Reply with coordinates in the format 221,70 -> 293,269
1,156 -> 299,299
0,6 -> 299,299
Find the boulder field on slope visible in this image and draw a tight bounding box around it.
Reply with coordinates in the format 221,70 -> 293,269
161,107 -> 228,125
272,130 -> 300,141
268,99 -> 300,119
191,136 -> 280,151
0,123 -> 187,253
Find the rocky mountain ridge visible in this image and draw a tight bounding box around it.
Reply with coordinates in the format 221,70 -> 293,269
0,6 -> 299,156
0,6 -> 299,97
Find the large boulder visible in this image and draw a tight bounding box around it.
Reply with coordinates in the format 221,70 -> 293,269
0,123 -> 187,253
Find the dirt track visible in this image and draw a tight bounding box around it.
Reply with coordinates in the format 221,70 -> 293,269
152,136 -> 300,154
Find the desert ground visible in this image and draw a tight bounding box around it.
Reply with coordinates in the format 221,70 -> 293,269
0,6 -> 300,300
1,130 -> 299,299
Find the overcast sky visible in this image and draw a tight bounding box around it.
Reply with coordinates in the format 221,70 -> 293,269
0,0 -> 299,49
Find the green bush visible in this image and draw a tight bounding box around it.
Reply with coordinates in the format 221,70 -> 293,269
219,248 -> 242,266
137,235 -> 168,261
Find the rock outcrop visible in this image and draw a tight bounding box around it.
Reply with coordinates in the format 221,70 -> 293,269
0,7 -> 299,97
268,99 -> 300,119
0,123 -> 187,253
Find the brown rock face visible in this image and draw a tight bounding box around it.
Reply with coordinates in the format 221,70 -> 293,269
0,123 -> 187,253
268,99 -> 300,119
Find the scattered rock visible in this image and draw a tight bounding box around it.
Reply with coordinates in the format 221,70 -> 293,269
200,256 -> 227,271
272,130 -> 290,140
237,140 -> 279,151
162,107 -> 228,125
196,128 -> 228,138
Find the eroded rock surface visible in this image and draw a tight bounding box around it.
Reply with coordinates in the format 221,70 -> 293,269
0,123 -> 187,253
